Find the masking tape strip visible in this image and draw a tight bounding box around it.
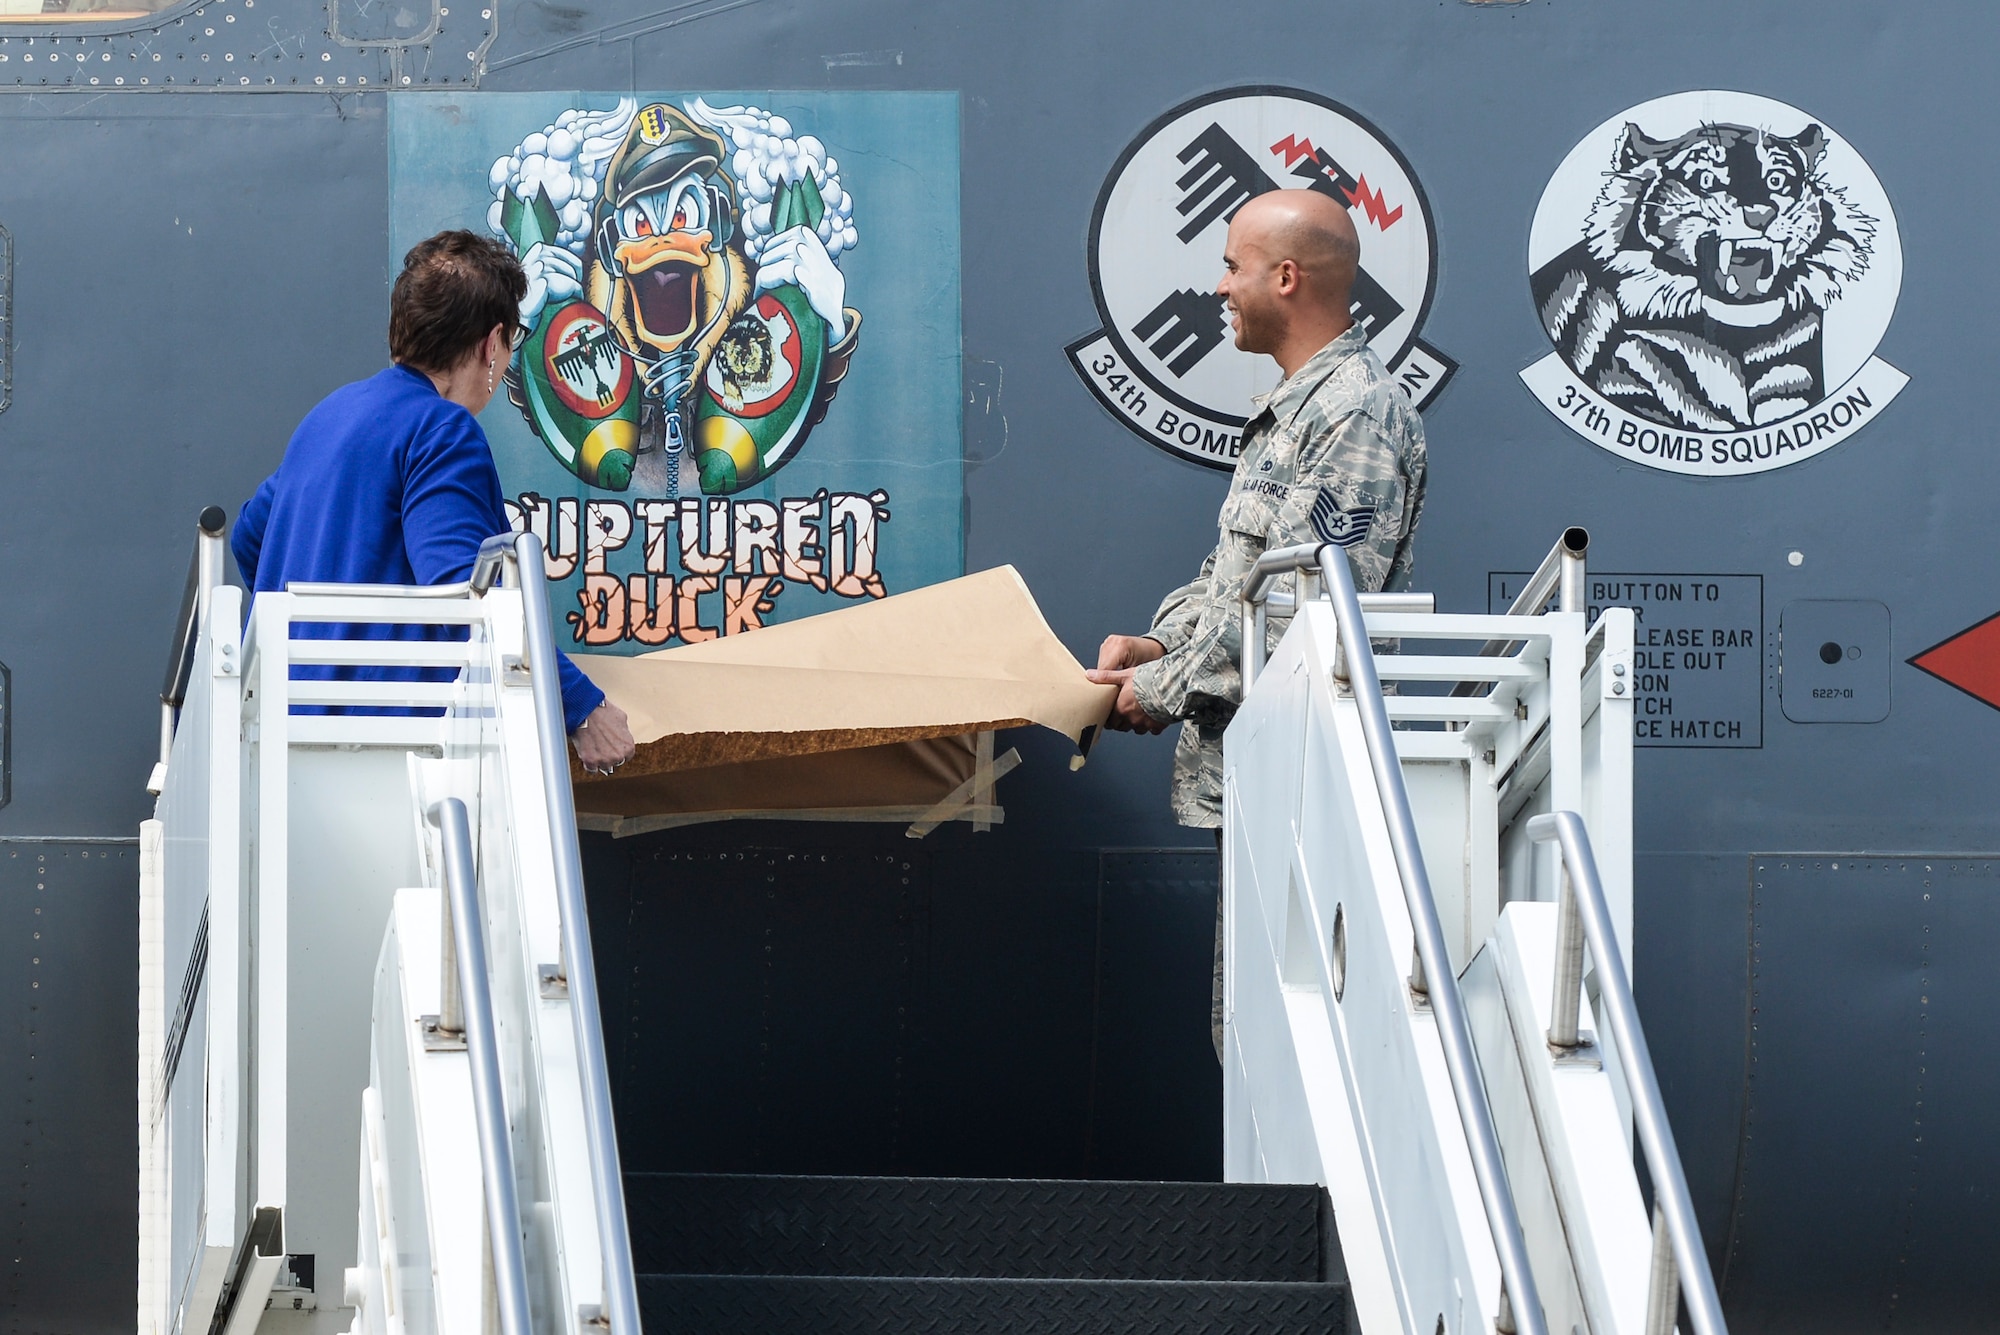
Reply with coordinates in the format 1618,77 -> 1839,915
905,746 -> 1021,840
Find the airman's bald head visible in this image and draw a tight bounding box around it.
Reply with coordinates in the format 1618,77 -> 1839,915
1216,189 -> 1362,365
1232,189 -> 1360,301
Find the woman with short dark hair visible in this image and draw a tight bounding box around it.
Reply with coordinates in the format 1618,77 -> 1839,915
232,229 -> 636,773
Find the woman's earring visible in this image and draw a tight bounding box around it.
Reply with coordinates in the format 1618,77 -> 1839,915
486,358 -> 495,392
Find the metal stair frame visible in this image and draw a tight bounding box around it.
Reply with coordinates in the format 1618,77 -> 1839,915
1221,538 -> 1681,1335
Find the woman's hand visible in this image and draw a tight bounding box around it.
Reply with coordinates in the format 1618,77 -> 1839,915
571,701 -> 637,775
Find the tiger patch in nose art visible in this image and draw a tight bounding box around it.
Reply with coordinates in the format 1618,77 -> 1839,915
1522,92 -> 1906,476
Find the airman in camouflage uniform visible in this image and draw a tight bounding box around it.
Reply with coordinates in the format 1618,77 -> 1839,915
1132,322 -> 1427,827
1087,188 -> 1427,1062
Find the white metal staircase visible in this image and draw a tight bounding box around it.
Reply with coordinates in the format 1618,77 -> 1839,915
137,515 -> 1726,1335
139,529 -> 636,1335
1222,532 -> 1725,1335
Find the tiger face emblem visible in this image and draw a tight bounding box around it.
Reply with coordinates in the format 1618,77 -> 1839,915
1531,121 -> 1876,431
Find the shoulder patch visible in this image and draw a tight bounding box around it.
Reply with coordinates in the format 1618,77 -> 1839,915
1310,490 -> 1377,548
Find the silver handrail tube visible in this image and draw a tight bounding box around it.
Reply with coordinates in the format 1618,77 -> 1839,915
474,531 -> 643,1334
1506,526 -> 1590,617
1445,527 -> 1590,702
1526,810 -> 1727,1335
1239,543 -> 1436,690
159,506 -> 229,768
1316,544 -> 1551,1335
1241,542 -> 1551,1335
429,798 -> 535,1335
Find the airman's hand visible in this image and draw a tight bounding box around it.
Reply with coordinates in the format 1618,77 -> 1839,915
1085,667 -> 1171,735
1096,634 -> 1166,672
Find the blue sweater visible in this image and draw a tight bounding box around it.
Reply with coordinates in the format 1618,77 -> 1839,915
232,364 -> 605,732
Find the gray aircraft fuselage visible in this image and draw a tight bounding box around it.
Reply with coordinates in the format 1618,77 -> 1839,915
0,2 -> 1988,1330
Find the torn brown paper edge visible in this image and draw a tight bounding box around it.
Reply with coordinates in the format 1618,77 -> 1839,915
564,567 -> 1115,830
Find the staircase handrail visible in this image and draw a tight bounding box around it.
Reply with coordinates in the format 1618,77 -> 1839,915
472,532 -> 643,1335
1240,541 -> 1551,1335
1239,542 -> 1434,690
1446,527 -> 1589,701
428,797 -> 535,1335
157,505 -> 228,771
1527,810 -> 1726,1335
1504,527 -> 1590,619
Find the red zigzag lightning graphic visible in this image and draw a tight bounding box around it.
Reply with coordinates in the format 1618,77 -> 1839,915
1270,133 -> 1318,168
1266,134 -> 1405,230
1347,174 -> 1403,230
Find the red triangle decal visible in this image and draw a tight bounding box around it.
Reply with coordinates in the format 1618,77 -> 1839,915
1909,611 -> 2000,711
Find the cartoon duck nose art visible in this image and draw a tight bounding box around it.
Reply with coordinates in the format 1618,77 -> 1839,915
497,97 -> 863,497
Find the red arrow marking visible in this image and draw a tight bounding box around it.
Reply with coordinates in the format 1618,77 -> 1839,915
1908,610 -> 2000,711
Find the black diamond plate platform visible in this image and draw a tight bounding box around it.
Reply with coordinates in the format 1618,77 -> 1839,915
626,1173 -> 1326,1282
637,1274 -> 1350,1334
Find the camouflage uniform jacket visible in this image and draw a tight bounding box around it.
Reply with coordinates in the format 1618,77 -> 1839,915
1130,325 -> 1427,827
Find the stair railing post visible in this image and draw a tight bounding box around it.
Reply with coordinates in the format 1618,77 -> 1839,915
1525,811 -> 1728,1335
436,879 -> 463,1043
1644,1202 -> 1680,1335
1241,595 -> 1264,693
428,797 -> 534,1335
1546,863 -> 1585,1051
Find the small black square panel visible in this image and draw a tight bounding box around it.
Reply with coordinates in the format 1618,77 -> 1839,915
1780,600 -> 1889,723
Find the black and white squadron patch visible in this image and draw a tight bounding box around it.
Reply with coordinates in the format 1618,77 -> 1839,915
1522,90 -> 1906,476
1310,492 -> 1376,549
1065,87 -> 1456,471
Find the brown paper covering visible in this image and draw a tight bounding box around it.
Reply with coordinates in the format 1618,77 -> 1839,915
566,566 -> 1112,822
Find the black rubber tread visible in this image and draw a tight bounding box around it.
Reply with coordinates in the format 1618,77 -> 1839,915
637,1274 -> 1349,1334
625,1173 -> 1324,1282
